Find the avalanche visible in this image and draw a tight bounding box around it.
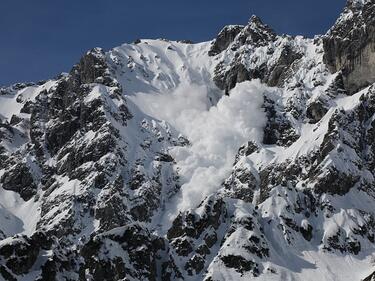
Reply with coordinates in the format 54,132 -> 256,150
0,0 -> 375,280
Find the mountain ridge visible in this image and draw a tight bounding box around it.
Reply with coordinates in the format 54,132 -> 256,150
0,1 -> 375,280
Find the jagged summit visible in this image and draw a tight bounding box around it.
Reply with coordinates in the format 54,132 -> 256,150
248,14 -> 263,24
246,14 -> 276,36
0,1 -> 375,281
208,14 -> 276,56
238,14 -> 276,45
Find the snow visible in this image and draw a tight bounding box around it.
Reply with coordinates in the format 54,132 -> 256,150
131,80 -> 266,223
0,80 -> 56,121
0,186 -> 40,236
1,7 -> 375,279
111,39 -> 267,217
105,33 -> 375,280
0,88 -> 35,121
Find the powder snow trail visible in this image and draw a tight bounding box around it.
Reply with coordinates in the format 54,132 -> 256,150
130,80 -> 267,232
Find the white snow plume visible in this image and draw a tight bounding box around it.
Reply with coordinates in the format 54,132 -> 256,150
130,80 -> 267,221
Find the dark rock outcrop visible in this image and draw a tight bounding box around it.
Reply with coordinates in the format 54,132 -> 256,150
208,25 -> 244,56
0,163 -> 37,201
80,224 -> 163,281
323,0 -> 375,93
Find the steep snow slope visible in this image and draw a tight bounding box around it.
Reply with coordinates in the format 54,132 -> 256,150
106,40 -> 267,221
0,1 -> 375,280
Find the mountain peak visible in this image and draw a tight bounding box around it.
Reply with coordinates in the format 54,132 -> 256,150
247,14 -> 270,30
208,14 -> 276,56
248,14 -> 263,25
238,14 -> 276,45
1,1 -> 375,280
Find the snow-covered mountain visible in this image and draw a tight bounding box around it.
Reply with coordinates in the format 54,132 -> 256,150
1,1 -> 375,280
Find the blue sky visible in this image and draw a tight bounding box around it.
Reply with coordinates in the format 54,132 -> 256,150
0,0 -> 346,86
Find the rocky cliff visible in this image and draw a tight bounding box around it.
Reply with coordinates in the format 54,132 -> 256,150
0,1 -> 375,280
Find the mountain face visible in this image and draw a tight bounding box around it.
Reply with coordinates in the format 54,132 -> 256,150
1,1 -> 375,280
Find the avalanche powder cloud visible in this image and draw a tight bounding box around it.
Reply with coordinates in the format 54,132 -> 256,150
130,80 -> 267,220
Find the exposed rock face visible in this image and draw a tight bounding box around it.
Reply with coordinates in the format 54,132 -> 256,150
363,271 -> 375,281
208,25 -> 244,56
211,16 -> 303,95
0,163 -> 36,200
209,15 -> 276,58
236,15 -> 277,48
0,232 -> 51,276
323,0 -> 375,93
80,224 -> 163,281
262,96 -> 299,146
0,1 -> 375,280
0,45 -> 181,279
